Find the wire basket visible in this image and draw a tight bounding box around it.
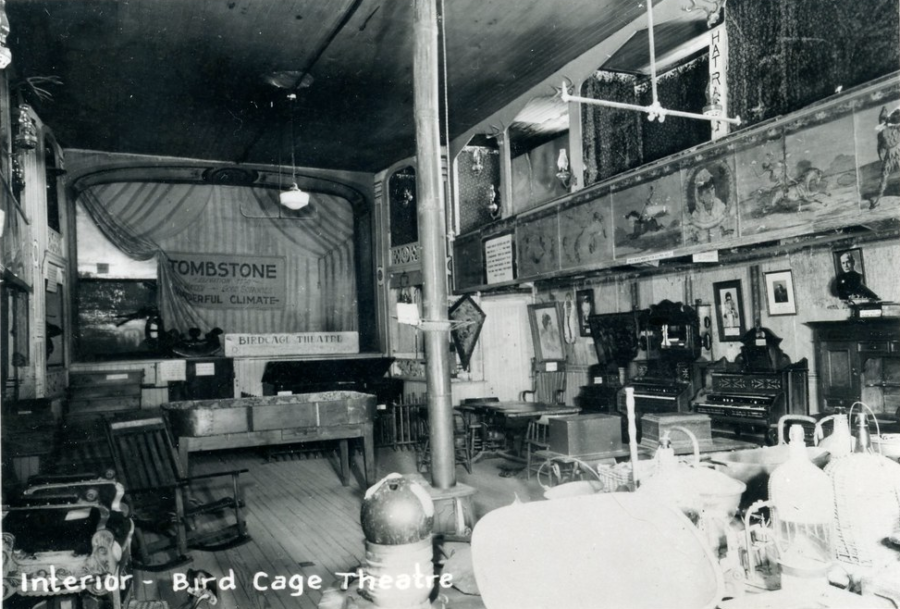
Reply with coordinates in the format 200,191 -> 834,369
595,460 -> 659,492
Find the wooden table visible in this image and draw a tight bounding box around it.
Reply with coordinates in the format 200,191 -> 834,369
456,401 -> 581,462
456,400 -> 581,419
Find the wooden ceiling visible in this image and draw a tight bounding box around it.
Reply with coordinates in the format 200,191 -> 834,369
7,0 -> 700,173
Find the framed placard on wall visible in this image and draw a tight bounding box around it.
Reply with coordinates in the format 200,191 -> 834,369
483,232 -> 516,285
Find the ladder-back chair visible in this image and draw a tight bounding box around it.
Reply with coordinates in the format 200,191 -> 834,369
521,360 -> 567,405
106,416 -> 250,571
524,416 -> 552,479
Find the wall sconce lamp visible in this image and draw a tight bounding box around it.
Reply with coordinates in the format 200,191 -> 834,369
401,187 -> 415,208
556,148 -> 574,191
471,148 -> 485,175
487,184 -> 501,220
14,105 -> 38,151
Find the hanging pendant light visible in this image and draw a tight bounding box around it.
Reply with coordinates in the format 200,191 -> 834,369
280,93 -> 310,210
280,182 -> 310,210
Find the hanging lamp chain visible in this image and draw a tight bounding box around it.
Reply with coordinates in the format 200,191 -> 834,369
288,93 -> 297,184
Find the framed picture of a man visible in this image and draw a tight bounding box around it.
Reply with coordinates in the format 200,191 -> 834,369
764,270 -> 797,316
527,302 -> 565,362
576,289 -> 595,337
712,280 -> 746,342
832,248 -> 878,301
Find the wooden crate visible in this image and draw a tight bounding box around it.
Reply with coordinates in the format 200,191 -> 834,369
68,370 -> 143,418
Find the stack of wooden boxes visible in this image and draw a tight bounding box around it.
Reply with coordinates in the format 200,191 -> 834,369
59,369 -> 143,475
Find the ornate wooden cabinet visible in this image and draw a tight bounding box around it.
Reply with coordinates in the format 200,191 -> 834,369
807,319 -> 900,426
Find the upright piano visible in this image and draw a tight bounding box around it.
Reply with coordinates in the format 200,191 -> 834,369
692,327 -> 808,443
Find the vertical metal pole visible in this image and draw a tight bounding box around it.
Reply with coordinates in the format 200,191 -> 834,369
414,0 -> 455,489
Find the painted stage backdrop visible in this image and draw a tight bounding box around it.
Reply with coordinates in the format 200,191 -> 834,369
454,74 -> 900,289
77,183 -> 358,350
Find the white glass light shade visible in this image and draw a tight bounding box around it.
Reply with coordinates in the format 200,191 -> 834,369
557,148 -> 569,172
279,183 -> 310,210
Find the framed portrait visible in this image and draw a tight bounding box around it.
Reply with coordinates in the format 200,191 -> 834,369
832,247 -> 874,300
712,280 -> 746,342
449,295 -> 487,371
684,160 -> 734,245
527,302 -> 566,362
576,289 -> 595,337
764,270 -> 797,316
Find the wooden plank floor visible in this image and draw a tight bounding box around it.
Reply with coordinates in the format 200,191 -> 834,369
130,446 -> 548,609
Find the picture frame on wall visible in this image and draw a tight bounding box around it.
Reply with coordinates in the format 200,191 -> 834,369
712,280 -> 746,341
449,295 -> 487,371
764,270 -> 797,316
576,289 -> 595,337
832,247 -> 878,301
527,302 -> 566,362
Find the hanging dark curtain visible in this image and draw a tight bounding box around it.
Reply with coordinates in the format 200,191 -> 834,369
727,0 -> 899,128
580,71 -> 643,186
638,55 -> 711,165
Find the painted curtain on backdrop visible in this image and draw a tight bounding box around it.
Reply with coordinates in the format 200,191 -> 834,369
76,183 -> 358,335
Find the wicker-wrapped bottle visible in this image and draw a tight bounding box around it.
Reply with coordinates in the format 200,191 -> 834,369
824,413 -> 900,570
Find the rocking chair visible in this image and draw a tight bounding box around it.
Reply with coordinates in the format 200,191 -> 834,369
106,416 -> 250,571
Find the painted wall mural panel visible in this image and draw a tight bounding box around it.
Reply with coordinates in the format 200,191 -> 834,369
558,193 -> 613,270
733,129 -> 787,237
681,155 -> 737,247
783,113 -> 858,218
516,212 -> 559,277
737,109 -> 879,237
612,170 -> 683,259
855,93 -> 900,211
452,75 -> 900,294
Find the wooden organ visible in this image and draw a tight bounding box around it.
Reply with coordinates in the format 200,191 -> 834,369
621,301 -> 701,421
692,327 -> 808,443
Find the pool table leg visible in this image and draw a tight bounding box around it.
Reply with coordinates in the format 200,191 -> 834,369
339,439 -> 350,486
362,428 -> 375,488
179,440 -> 191,475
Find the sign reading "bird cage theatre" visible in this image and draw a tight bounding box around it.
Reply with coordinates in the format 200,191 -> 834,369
168,253 -> 286,309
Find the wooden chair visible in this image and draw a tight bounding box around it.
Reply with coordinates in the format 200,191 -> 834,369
520,360 -> 567,405
414,409 -> 472,474
524,416 -> 552,480
106,416 -> 250,571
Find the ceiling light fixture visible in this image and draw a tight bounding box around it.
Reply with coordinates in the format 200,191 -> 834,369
280,93 -> 310,210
